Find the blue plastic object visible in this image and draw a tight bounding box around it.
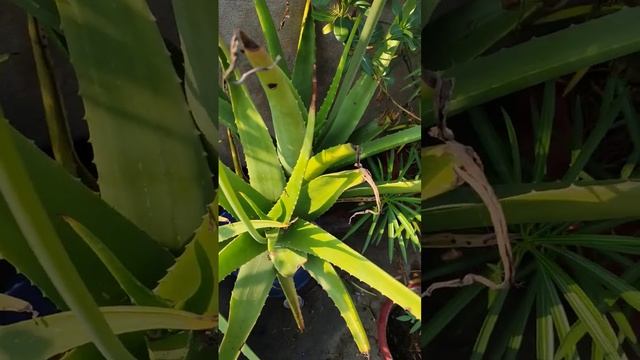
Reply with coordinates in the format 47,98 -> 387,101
0,260 -> 57,325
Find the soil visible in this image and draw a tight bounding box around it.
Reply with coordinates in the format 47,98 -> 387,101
387,306 -> 421,360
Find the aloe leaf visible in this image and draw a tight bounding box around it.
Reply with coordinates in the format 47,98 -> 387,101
55,0 -> 213,250
218,162 -> 271,218
219,220 -> 288,242
0,116 -> 134,359
276,273 -> 305,331
292,0 -> 315,106
424,0 -> 541,70
304,255 -> 370,354
172,0 -> 218,148
471,288 -> 509,359
342,180 -> 420,198
534,250 -> 619,356
10,0 -> 59,29
424,7 -> 640,125
219,252 -> 275,360
279,221 -> 421,319
296,170 -> 364,219
422,145 -> 459,200
218,316 -> 260,360
219,162 -> 266,243
316,15 -> 361,132
219,234 -> 266,281
253,0 -> 288,74
305,144 -> 356,180
0,306 -> 216,360
0,293 -> 35,315
155,205 -> 217,315
240,32 -> 306,173
425,180 -> 640,231
218,96 -> 237,133
63,216 -> 169,308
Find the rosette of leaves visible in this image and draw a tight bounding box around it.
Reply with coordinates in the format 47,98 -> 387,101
218,0 -> 420,358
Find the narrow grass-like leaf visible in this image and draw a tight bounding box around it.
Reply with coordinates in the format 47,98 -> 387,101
539,267 -> 573,358
305,255 -> 370,354
219,252 -> 275,360
536,273 -> 554,360
471,288 -> 509,359
0,306 -> 216,360
422,285 -> 483,346
469,107 -> 513,183
0,116 -> 134,359
534,250 -> 619,356
499,280 -> 536,360
423,7 -> 640,124
56,0 -> 213,250
555,320 -> 587,360
501,108 -> 521,183
279,221 -> 421,319
533,81 -> 556,182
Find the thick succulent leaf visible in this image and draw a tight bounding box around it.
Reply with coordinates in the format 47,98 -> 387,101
304,255 -> 369,354
9,0 -> 59,29
219,220 -> 288,242
276,273 -> 305,331
279,221 -> 421,319
218,162 -> 271,219
227,78 -> 285,202
422,145 -> 459,200
219,252 -> 275,360
218,316 -> 260,360
305,144 -> 356,181
424,7 -> 640,125
425,180 -> 640,232
296,170 -> 364,219
342,180 -> 420,198
64,216 -> 169,308
0,125 -> 173,309
252,0 -> 288,74
56,0 -> 213,250
0,306 -> 216,360
241,32 -> 306,173
0,116 -> 135,359
172,0 -> 218,148
155,205 -> 217,315
219,234 -> 266,280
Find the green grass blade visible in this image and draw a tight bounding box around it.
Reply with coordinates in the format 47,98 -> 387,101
56,0 -> 213,250
292,0 -> 315,107
63,216 -> 169,307
423,7 -> 640,125
0,116 -> 134,359
253,0 -> 288,74
555,321 -> 587,360
172,0 -> 218,148
537,273 -> 555,360
533,81 -> 556,182
219,252 -> 275,360
305,255 -> 370,355
499,280 -> 537,359
422,285 -> 483,347
540,267 -> 574,358
0,306 -> 216,360
240,32 -> 307,173
471,288 -> 509,359
533,250 -> 619,356
280,221 -> 421,319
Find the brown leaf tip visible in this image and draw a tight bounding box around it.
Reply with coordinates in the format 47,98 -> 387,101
239,31 -> 260,51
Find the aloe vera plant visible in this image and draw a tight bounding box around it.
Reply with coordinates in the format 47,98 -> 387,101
218,0 -> 420,358
423,2 -> 640,358
1,0 -> 218,358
